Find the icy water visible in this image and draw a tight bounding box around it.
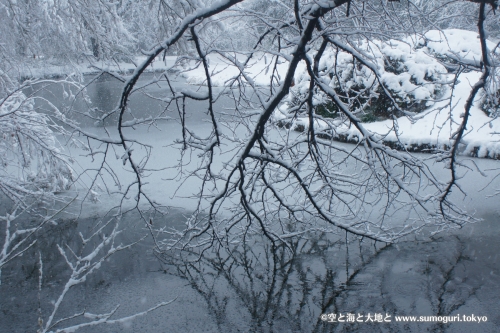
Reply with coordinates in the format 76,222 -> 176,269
1,74 -> 500,332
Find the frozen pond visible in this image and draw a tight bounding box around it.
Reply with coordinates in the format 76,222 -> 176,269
1,74 -> 500,332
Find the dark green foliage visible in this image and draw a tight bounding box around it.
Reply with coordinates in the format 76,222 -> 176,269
314,65 -> 440,122
359,112 -> 378,123
315,101 -> 338,119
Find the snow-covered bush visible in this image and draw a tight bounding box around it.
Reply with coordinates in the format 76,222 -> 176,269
284,36 -> 448,121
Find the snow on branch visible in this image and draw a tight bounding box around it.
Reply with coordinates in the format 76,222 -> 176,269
37,217 -> 174,333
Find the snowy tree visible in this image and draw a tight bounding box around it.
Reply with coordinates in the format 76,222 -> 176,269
37,0 -> 492,268
47,0 -> 495,245
0,0 -> 143,206
1,0 -> 499,331
0,1 -> 171,331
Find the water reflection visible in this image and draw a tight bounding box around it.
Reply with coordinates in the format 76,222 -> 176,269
158,228 -> 500,332
89,74 -> 119,127
158,233 -> 384,332
1,209 -> 499,332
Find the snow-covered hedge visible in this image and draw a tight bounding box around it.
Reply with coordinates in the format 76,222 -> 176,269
283,36 -> 448,121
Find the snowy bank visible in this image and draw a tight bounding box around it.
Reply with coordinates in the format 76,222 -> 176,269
18,56 -> 179,80
180,52 -> 305,86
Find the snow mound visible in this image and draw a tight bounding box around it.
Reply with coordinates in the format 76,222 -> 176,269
283,35 -> 448,122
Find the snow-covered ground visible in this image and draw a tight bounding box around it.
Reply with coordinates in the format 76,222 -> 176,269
181,52 -> 305,86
